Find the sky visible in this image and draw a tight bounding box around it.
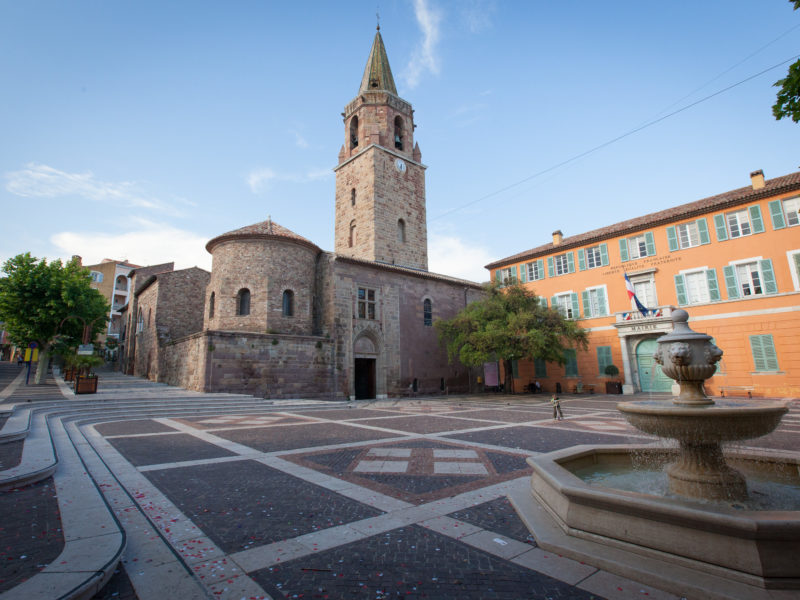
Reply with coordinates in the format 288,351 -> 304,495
1,0 -> 798,283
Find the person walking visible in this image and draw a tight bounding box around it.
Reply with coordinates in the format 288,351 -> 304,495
551,394 -> 564,420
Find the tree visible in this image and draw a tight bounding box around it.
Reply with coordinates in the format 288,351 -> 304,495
773,1 -> 800,123
435,282 -> 588,393
0,253 -> 109,384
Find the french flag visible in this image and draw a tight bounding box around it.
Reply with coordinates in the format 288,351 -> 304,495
624,273 -> 649,317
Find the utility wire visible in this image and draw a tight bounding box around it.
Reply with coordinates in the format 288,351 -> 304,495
431,53 -> 800,222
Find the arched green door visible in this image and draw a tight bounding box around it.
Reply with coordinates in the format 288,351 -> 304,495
636,339 -> 672,392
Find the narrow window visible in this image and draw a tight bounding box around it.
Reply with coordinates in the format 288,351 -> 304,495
564,349 -> 579,377
676,222 -> 701,249
736,262 -> 763,296
147,308 -> 151,326
357,287 -> 376,320
349,220 -> 356,248
423,298 -> 432,326
351,188 -> 356,207
136,308 -> 143,333
398,219 -> 406,243
209,292 -> 215,318
237,288 -> 251,316
726,209 -> 752,238
394,116 -> 404,150
782,197 -> 800,226
282,290 -> 294,317
349,116 -> 359,149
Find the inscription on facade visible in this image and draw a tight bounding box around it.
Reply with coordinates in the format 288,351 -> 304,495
602,254 -> 682,277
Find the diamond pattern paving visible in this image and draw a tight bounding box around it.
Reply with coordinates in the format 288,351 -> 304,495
446,425 -> 646,453
213,421 -> 401,452
106,433 -> 238,466
448,497 -> 535,545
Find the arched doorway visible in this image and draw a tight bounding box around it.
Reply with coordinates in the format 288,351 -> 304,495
636,339 -> 672,392
353,334 -> 378,399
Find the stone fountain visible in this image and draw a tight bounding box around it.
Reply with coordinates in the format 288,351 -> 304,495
523,309 -> 800,595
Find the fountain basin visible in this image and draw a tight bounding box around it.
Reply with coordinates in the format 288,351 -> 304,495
529,444 -> 800,589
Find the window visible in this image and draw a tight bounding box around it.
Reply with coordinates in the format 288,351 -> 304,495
769,196 -> 800,229
788,250 -> 800,291
521,259 -> 544,282
633,279 -> 656,307
597,346 -> 613,375
349,116 -> 358,148
351,188 -> 356,207
282,290 -> 294,317
237,288 -> 251,316
674,269 -> 720,305
578,244 -> 608,270
398,219 -> 406,243
749,334 -> 779,372
581,286 -> 608,318
564,349 -> 578,377
666,219 -> 710,251
552,292 -> 579,319
496,266 -> 517,285
547,252 -> 575,277
722,259 -> 777,299
357,287 -> 376,320
714,206 -> 764,241
147,308 -> 151,326
620,232 -> 656,261
115,275 -> 128,291
209,292 -> 215,318
136,308 -> 143,333
349,220 -> 356,248
394,116 -> 404,150
423,298 -> 432,326
90,271 -> 104,283
534,358 -> 547,378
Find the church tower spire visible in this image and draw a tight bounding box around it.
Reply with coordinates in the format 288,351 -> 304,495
334,29 -> 428,270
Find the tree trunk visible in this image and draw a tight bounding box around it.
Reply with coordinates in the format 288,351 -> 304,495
503,359 -> 515,394
34,344 -> 50,385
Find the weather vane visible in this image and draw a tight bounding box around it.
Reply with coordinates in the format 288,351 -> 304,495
376,7 -> 380,30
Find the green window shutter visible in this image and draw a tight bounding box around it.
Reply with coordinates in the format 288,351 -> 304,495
619,238 -> 629,262
644,232 -> 656,256
674,274 -> 688,305
570,292 -> 580,318
551,296 -> 558,311
750,335 -> 779,371
596,286 -> 608,316
750,335 -> 766,371
749,205 -> 765,234
581,290 -> 591,318
697,218 -> 711,244
768,200 -> 786,230
597,346 -> 612,375
539,297 -> 548,309
567,252 -> 575,273
547,257 -> 554,277
794,253 -> 800,284
760,259 -> 777,294
564,349 -> 578,377
494,270 -> 501,283
537,259 -> 544,280
723,265 -> 739,299
534,358 -> 547,378
519,264 -> 527,283
511,360 -> 519,378
706,269 -> 721,302
578,249 -> 586,271
600,243 -> 609,266
666,226 -> 678,251
713,215 -> 727,242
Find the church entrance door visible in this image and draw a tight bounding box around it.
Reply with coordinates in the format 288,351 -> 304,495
354,358 -> 376,399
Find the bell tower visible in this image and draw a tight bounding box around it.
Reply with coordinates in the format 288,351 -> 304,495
334,27 -> 428,270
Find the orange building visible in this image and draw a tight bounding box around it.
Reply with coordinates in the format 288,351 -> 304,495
485,169 -> 800,398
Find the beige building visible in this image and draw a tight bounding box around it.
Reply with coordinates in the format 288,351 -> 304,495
84,258 -> 140,342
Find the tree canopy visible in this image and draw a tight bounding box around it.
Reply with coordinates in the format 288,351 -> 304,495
435,282 -> 588,392
0,253 -> 109,383
772,1 -> 800,123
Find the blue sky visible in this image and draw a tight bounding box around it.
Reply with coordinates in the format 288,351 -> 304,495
1,0 -> 797,282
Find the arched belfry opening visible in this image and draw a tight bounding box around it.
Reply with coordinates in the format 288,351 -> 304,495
349,116 -> 359,149
394,116 -> 404,150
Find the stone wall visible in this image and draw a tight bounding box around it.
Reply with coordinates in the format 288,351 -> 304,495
132,281 -> 159,380
161,332 -> 207,391
156,268 -> 209,342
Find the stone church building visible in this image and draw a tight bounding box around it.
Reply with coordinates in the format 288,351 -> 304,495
119,29 -> 483,400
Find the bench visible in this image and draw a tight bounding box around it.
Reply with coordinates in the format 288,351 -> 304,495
719,385 -> 754,399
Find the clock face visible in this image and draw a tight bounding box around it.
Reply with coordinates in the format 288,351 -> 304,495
394,158 -> 407,173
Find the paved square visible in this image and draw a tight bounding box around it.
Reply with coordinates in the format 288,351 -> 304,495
446,424 -> 646,452
213,421 -> 402,452
106,433 -> 239,466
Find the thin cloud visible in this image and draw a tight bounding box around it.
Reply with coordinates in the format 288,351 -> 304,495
403,0 -> 442,89
459,0 -> 496,34
4,163 -> 181,215
428,230 -> 491,283
246,166 -> 332,193
50,218 -> 211,271
293,131 -> 310,148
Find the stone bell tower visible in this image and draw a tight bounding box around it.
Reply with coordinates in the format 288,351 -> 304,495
334,27 -> 428,270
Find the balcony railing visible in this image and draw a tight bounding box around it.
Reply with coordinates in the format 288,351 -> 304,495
615,305 -> 674,323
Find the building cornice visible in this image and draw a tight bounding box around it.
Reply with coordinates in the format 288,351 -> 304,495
334,144 -> 427,172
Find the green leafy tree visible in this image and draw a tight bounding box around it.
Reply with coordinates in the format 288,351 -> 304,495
0,253 -> 109,384
435,282 -> 588,393
773,1 -> 800,122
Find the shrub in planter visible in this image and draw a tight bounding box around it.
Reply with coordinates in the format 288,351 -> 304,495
604,364 -> 622,394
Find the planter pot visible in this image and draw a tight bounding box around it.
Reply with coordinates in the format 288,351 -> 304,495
605,381 -> 623,394
75,375 -> 98,394
63,367 -> 77,382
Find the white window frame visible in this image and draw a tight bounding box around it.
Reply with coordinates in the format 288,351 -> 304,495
726,208 -> 753,239
357,287 -> 377,320
554,254 -> 569,276
497,267 -> 516,285
525,261 -> 543,281
90,271 -> 104,283
727,256 -> 765,298
554,291 -> 576,319
679,266 -> 711,305
627,234 -> 648,260
787,248 -> 800,291
783,197 -> 800,227
585,245 -> 602,269
627,272 -> 657,307
584,284 -> 609,317
676,222 -> 701,249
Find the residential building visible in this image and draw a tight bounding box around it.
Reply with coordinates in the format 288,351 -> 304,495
84,258 -> 140,341
486,169 -> 800,398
